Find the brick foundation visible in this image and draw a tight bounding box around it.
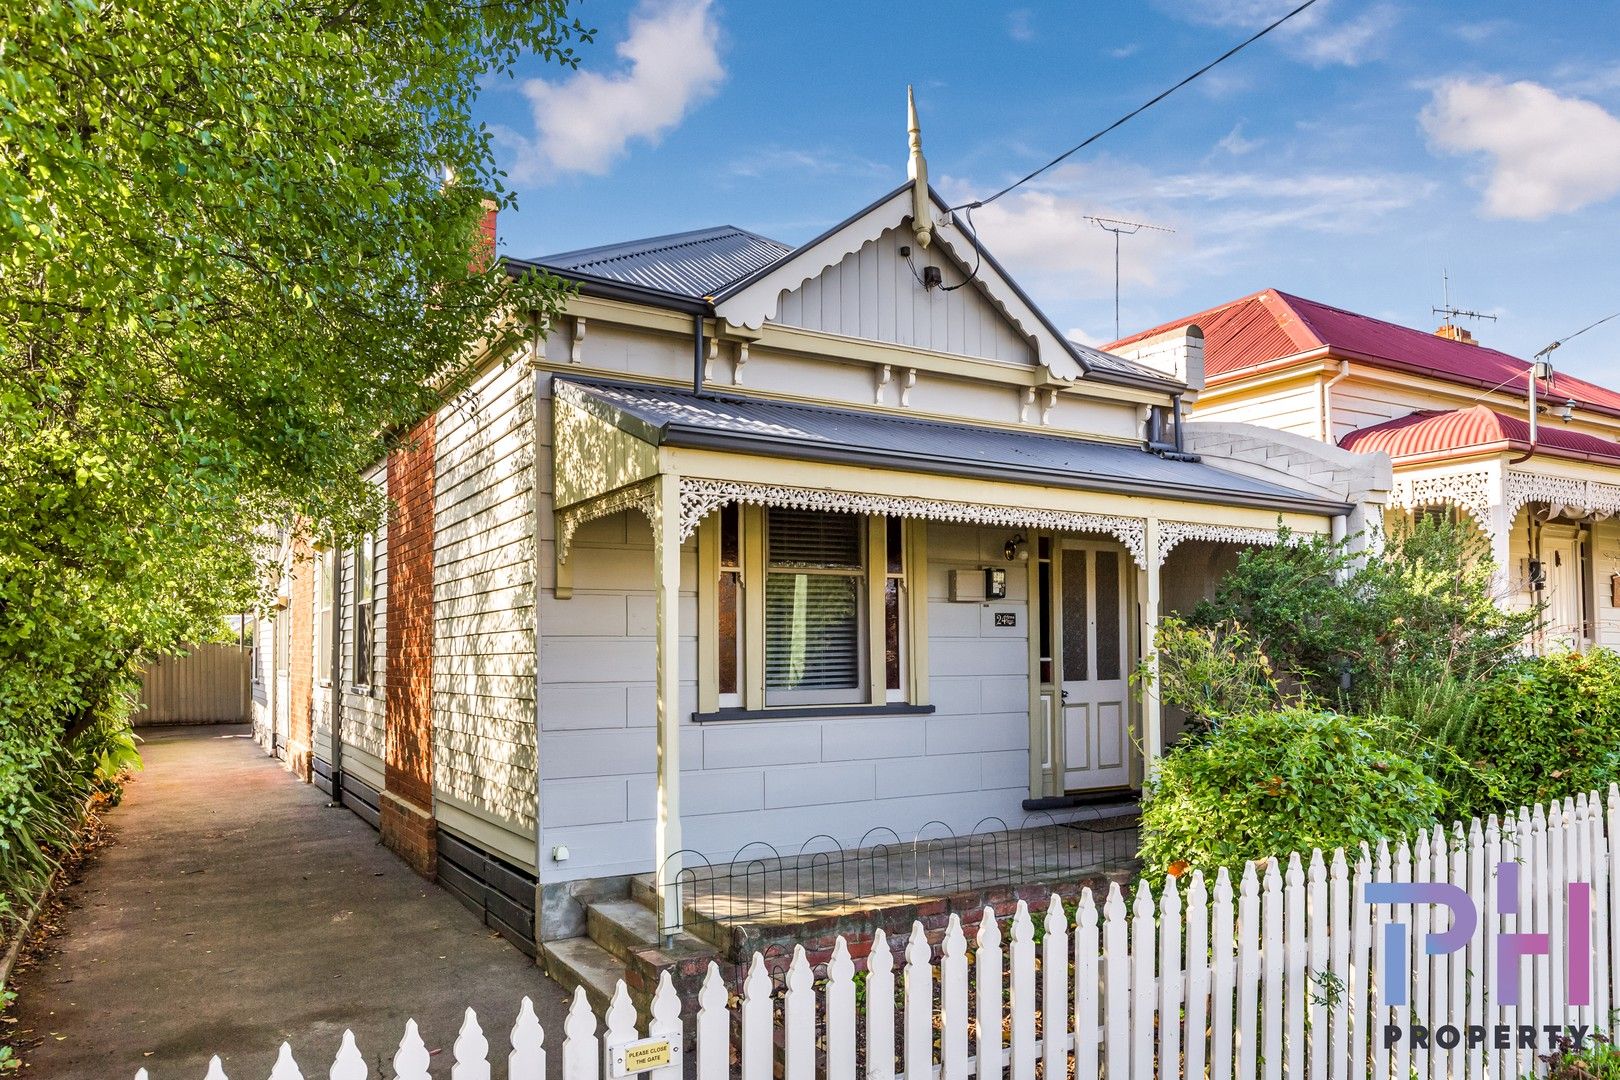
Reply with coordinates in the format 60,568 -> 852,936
380,790 -> 438,878
382,414 -> 438,877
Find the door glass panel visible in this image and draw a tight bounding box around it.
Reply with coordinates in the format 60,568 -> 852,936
1061,550 -> 1088,682
1096,550 -> 1121,680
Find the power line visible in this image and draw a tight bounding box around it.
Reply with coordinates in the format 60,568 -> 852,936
948,0 -> 1323,213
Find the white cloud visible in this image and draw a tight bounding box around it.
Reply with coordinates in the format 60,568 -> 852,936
1109,43 -> 1140,60
1007,9 -> 1035,43
1420,78 -> 1620,220
495,0 -> 723,181
1216,123 -> 1262,155
1166,0 -> 1399,68
942,159 -> 1427,302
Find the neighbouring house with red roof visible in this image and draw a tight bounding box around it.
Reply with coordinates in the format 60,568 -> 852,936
1110,289 -> 1620,652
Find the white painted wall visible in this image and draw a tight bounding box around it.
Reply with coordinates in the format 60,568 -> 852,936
431,358 -> 539,869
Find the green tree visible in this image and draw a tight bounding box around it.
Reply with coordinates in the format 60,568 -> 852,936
0,0 -> 584,923
1,0 -> 583,744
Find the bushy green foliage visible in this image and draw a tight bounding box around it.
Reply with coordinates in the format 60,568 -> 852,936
1139,708 -> 1444,878
0,707 -> 139,938
1143,616 -> 1283,733
1535,1035 -> 1620,1079
1193,516 -> 1536,717
0,0 -> 584,897
1463,649 -> 1620,813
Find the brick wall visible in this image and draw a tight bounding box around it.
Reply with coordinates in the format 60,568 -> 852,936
383,414 -> 437,878
287,536 -> 315,781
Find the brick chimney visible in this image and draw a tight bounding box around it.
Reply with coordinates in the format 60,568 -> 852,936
471,196 -> 498,273
1435,323 -> 1478,345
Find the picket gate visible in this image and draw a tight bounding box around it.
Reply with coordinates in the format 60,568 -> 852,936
137,785 -> 1620,1079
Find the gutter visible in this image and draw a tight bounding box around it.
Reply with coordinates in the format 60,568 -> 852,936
661,426 -> 1354,516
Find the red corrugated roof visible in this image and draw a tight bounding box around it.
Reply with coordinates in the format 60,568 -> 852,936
1108,289 -> 1620,417
1339,405 -> 1620,462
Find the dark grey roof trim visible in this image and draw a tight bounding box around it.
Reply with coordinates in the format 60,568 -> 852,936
557,376 -> 1352,516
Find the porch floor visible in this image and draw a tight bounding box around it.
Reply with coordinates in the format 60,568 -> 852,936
652,802 -> 1140,935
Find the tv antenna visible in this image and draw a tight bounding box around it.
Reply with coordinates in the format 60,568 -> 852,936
1086,215 -> 1173,340
1432,269 -> 1497,329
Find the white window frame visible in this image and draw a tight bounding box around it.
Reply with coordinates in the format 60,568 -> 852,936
353,533 -> 375,692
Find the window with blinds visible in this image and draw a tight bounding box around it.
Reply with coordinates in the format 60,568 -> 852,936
316,548 -> 335,687
765,509 -> 866,705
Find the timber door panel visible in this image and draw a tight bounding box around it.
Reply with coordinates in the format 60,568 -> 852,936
1057,541 -> 1132,791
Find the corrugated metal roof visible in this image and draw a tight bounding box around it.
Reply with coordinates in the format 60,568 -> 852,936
558,377 -> 1350,513
1340,405 -> 1620,462
535,226 -> 792,299
1067,339 -> 1183,386
1110,289 -> 1620,416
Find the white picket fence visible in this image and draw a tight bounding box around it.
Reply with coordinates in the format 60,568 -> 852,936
137,786 -> 1620,1079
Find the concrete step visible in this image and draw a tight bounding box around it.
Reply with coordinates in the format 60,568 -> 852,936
629,874 -> 731,952
587,898 -> 715,966
541,936 -> 624,1017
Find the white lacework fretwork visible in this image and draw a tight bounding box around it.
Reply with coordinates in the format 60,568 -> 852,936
1390,469 -> 1496,531
1156,522 -> 1295,567
1504,471 -> 1620,520
677,477 -> 1149,568
556,480 -> 660,562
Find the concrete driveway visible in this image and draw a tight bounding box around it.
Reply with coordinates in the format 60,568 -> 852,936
6,726 -> 571,1079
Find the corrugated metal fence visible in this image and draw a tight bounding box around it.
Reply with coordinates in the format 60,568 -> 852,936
137,644 -> 248,725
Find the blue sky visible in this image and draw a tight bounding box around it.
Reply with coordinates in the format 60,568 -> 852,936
475,1 -> 1620,382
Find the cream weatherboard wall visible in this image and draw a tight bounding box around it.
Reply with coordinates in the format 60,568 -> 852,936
430,357 -> 539,870
533,507 -> 1040,885
1189,376 -> 1323,440
334,463 -> 388,793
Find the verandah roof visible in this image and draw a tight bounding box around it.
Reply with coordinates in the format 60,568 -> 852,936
554,376 -> 1351,517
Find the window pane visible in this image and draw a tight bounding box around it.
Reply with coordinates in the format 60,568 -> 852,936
885,577 -> 901,691
719,503 -> 740,568
1038,557 -> 1052,683
769,509 -> 861,569
1061,550 -> 1088,682
886,516 -> 904,574
1096,550 -> 1121,681
766,573 -> 860,691
717,571 -> 740,696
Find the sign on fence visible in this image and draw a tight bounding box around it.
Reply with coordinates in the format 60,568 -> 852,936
137,785 -> 1620,1079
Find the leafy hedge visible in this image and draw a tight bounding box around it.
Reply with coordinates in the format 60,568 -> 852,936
1464,649 -> 1620,814
0,713 -> 138,939
1139,707 -> 1444,878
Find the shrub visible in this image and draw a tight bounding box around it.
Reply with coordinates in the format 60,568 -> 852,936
1143,616 -> 1284,733
1138,707 -> 1444,878
1192,516 -> 1537,720
1462,649 -> 1620,813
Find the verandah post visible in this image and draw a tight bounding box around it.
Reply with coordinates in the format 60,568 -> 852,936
654,471 -> 683,937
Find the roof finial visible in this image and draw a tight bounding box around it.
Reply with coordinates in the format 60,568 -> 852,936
907,85 -> 932,248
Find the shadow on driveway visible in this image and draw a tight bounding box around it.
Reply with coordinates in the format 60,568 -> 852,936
6,726 -> 571,1079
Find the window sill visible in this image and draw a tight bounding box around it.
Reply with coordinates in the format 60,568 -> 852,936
691,703 -> 935,723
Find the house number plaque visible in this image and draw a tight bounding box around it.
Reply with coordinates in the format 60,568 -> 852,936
994,611 -> 1017,627
610,1036 -> 678,1076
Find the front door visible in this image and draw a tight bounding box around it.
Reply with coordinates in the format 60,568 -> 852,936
1057,540 -> 1132,792
1541,523 -> 1586,651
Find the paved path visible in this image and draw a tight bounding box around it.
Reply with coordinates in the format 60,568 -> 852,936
7,726 -> 570,1079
